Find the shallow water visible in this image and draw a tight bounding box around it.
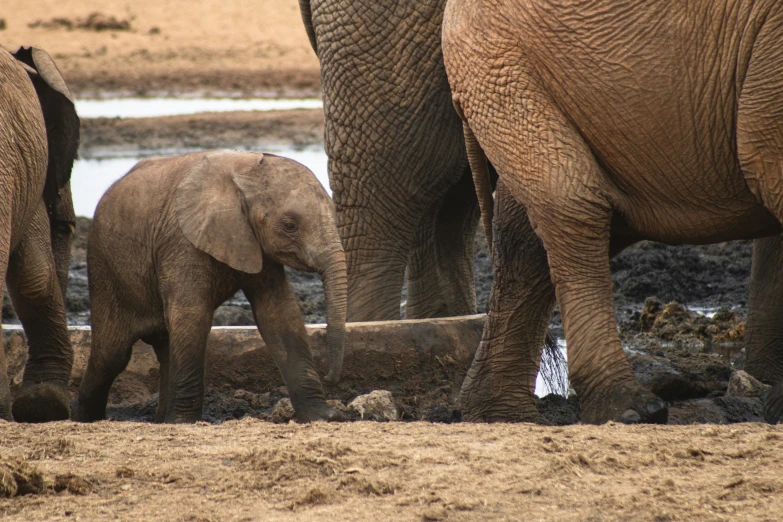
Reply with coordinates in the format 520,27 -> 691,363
75,97 -> 323,119
72,147 -> 329,217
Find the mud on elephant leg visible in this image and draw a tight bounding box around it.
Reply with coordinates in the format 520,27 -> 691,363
461,184 -> 554,423
7,205 -> 72,422
406,166 -> 480,319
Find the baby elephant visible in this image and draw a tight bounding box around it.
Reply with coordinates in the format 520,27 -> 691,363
74,150 -> 347,423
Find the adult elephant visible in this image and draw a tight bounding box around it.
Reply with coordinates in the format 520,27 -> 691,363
299,0 -> 481,321
0,46 -> 79,422
443,0 -> 783,424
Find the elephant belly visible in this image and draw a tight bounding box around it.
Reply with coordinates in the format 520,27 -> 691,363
612,194 -> 781,245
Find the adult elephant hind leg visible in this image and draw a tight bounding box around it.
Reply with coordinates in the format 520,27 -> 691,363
460,183 -> 554,423
406,165 -> 480,318
7,204 -> 72,422
483,95 -> 665,425
737,22 -> 783,422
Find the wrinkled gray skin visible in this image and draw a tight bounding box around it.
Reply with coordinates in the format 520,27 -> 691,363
73,151 -> 347,424
300,0 -> 481,321
0,46 -> 79,423
444,0 -> 783,424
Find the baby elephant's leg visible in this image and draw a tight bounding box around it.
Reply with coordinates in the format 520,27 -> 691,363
245,265 -> 342,422
161,296 -> 212,423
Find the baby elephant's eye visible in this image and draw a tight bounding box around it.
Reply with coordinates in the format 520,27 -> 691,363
282,220 -> 298,233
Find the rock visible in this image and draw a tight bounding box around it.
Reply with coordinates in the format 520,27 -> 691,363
270,398 -> 295,423
726,370 -> 770,398
348,390 -> 399,421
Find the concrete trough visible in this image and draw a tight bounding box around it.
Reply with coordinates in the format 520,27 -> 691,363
3,316 -> 485,407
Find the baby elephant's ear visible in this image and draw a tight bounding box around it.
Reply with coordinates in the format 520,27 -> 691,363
175,155 -> 264,273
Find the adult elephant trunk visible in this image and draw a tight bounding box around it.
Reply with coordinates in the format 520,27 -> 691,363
319,246 -> 347,385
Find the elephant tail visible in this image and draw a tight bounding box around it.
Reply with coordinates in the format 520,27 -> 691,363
540,333 -> 569,397
460,113 -> 494,254
299,0 -> 318,56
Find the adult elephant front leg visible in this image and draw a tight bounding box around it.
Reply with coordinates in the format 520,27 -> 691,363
7,203 -> 72,422
744,235 -> 783,424
461,182 -> 554,422
406,165 -> 480,319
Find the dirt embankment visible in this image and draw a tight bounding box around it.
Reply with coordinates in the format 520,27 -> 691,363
1,0 -> 322,98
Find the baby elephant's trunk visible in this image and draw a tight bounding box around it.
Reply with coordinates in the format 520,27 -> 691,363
320,247 -> 347,385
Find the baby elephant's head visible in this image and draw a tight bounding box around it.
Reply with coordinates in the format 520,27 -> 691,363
176,150 -> 346,384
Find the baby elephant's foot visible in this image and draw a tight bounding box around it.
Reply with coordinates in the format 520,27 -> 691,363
763,382 -> 783,424
580,381 -> 668,425
294,402 -> 344,423
12,382 -> 71,423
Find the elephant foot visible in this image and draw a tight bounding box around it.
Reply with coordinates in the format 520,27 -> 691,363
580,381 -> 667,425
12,382 -> 71,423
294,402 -> 344,423
71,399 -> 106,423
460,387 -> 548,424
763,382 -> 783,424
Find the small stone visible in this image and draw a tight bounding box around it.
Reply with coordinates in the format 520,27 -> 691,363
348,390 -> 398,421
726,370 -> 770,398
270,398 -> 295,423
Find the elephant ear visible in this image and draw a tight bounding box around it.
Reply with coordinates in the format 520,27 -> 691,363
12,47 -> 80,193
175,154 -> 264,274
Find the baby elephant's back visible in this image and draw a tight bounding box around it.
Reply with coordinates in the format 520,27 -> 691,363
88,154 -> 199,292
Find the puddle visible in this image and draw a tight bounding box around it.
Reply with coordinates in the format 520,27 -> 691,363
72,147 -> 329,217
75,97 -> 323,119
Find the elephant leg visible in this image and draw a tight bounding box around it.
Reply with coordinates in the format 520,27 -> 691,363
73,306 -> 138,422
461,182 -> 555,423
244,265 -> 342,422
736,34 -> 783,422
7,203 -> 72,422
341,206 -> 410,321
479,92 -> 665,424
0,224 -> 9,419
161,295 -> 212,424
406,166 -> 480,319
142,333 -> 170,423
744,236 -> 783,424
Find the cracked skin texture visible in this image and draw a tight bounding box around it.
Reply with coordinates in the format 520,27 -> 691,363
307,0 -> 481,321
443,0 -> 783,424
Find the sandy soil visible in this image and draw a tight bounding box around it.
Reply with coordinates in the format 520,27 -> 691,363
2,420 -> 782,521
1,0 -> 320,97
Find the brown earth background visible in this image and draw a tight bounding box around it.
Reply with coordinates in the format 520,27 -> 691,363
2,2 -> 782,521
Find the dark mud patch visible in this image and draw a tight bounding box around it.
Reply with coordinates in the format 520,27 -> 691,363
79,109 -> 325,158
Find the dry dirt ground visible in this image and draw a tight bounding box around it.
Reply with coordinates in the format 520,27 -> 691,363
2,420 -> 782,522
1,0 -> 321,97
